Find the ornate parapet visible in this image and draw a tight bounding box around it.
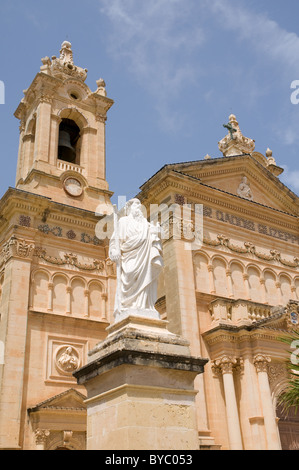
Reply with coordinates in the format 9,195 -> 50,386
209,298 -> 273,327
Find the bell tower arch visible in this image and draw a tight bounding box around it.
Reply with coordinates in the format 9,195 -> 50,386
14,41 -> 114,211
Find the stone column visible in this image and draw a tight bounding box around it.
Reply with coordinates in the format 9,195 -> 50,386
260,276 -> 267,303
34,98 -> 52,163
15,119 -> 25,185
213,355 -> 243,450
22,133 -> 35,180
276,282 -> 283,305
243,273 -> 251,300
101,293 -> 107,321
208,263 -> 216,294
95,114 -> 107,181
66,286 -> 72,315
163,237 -> 211,439
80,127 -> 97,177
253,354 -> 281,450
49,114 -> 61,167
226,270 -> 234,298
84,289 -> 89,318
47,282 -> 53,311
0,237 -> 34,449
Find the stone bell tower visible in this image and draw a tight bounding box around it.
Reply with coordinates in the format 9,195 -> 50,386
14,41 -> 114,212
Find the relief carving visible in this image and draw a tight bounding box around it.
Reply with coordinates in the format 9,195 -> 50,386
55,345 -> 80,375
1,236 -> 35,263
34,247 -> 106,273
237,176 -> 253,201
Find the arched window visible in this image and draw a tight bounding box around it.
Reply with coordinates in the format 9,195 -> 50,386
58,118 -> 81,164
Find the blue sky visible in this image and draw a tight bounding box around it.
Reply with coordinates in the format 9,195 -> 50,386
1,0 -> 299,204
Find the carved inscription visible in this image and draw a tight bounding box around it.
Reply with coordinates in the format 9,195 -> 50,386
203,206 -> 299,246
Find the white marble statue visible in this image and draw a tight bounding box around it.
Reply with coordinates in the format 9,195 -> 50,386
109,198 -> 163,322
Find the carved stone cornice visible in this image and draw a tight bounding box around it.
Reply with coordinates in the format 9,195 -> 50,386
139,171 -> 299,225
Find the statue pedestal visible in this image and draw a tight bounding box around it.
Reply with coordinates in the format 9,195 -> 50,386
74,314 -> 208,450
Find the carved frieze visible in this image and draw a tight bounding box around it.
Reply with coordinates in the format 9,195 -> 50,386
34,247 -> 108,273
38,223 -> 103,246
201,234 -> 299,269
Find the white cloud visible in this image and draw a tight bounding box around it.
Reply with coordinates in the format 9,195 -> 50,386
99,0 -> 205,131
99,0 -> 299,153
206,0 -> 299,76
205,0 -> 299,155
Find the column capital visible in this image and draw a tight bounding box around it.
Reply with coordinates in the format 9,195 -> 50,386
253,354 -> 271,373
2,236 -> 35,263
212,355 -> 238,375
35,428 -> 50,445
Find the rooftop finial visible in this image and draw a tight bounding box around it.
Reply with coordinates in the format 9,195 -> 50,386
265,148 -> 277,165
40,41 -> 88,82
218,114 -> 255,157
60,40 -> 73,64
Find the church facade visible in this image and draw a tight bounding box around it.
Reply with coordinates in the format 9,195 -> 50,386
0,42 -> 298,450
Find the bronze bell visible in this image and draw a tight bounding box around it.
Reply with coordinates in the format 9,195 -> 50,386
58,130 -> 76,163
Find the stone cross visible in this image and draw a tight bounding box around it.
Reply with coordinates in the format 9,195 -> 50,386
223,122 -> 237,140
